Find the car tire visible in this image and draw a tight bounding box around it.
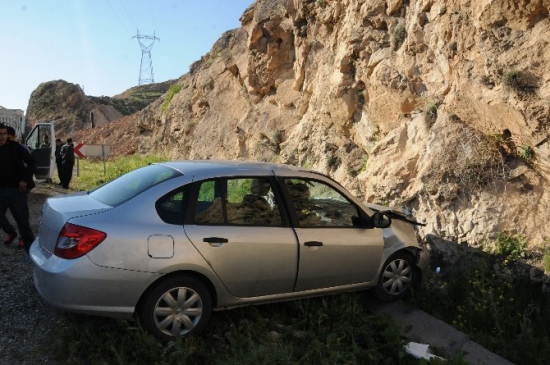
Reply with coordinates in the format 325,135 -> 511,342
138,275 -> 212,341
372,251 -> 416,302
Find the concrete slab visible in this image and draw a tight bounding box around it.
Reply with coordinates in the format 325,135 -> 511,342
361,296 -> 514,365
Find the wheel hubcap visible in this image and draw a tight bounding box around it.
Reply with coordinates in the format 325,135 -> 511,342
153,287 -> 203,337
382,259 -> 412,295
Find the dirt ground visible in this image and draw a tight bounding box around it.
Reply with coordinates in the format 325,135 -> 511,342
68,114 -> 139,157
0,181 -> 66,364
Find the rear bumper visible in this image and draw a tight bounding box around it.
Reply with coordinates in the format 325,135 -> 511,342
29,240 -> 159,319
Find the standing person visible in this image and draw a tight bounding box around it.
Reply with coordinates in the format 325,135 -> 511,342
60,138 -> 75,189
2,125 -> 35,246
40,134 -> 51,148
0,214 -> 17,245
0,123 -> 36,253
6,126 -> 35,191
55,138 -> 63,184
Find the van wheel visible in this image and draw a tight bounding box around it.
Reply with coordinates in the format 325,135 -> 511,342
373,252 -> 416,301
138,276 -> 212,341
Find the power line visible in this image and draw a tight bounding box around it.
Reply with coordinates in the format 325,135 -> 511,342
117,0 -> 138,30
104,0 -> 130,35
147,0 -> 157,31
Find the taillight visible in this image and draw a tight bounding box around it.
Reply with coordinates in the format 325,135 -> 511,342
54,223 -> 107,259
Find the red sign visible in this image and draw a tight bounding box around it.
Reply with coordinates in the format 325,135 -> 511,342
74,142 -> 85,158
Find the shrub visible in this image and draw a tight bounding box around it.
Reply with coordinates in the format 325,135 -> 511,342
495,232 -> 527,261
503,70 -> 523,88
520,145 -> 535,161
425,103 -> 438,125
393,24 -> 406,50
162,84 -> 182,113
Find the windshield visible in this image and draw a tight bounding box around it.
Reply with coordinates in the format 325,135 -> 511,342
89,164 -> 182,207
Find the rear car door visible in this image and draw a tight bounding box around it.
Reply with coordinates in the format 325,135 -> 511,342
183,176 -> 299,298
280,176 -> 384,292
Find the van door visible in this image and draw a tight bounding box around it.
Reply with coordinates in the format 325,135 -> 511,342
25,123 -> 55,180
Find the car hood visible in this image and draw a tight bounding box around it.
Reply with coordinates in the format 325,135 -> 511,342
363,202 -> 425,249
364,202 -> 424,226
38,192 -> 112,254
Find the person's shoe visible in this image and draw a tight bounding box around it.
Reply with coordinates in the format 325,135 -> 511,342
4,233 -> 17,245
17,240 -> 25,251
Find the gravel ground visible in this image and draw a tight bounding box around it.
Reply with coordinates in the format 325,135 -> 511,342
0,182 -> 66,365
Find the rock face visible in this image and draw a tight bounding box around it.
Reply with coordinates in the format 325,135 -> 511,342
135,0 -> 550,249
28,1 -> 550,252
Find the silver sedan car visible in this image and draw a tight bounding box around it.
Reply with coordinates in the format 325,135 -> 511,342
31,160 -> 429,341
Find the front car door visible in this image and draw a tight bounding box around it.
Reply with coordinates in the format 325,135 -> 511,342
25,123 -> 55,179
279,176 -> 384,292
183,176 -> 298,298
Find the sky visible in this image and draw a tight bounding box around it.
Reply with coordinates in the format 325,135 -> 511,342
0,0 -> 255,111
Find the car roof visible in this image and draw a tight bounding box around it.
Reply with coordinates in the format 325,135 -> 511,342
157,160 -> 315,176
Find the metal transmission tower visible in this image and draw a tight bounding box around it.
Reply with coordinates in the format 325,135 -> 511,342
133,30 -> 160,85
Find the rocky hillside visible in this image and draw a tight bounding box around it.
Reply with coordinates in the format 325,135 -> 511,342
25,0 -> 550,259
25,79 -> 175,138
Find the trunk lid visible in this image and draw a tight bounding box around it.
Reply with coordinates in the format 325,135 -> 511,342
38,192 -> 112,253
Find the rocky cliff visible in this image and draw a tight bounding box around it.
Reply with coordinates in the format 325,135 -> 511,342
28,0 -> 550,257
134,0 -> 550,252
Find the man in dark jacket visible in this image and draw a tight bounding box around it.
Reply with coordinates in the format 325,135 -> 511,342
60,138 -> 75,189
55,138 -> 63,184
0,123 -> 36,253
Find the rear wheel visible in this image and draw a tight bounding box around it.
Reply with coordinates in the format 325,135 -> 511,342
373,252 -> 416,301
138,275 -> 212,341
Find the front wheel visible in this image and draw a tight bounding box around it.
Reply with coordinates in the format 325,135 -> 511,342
138,275 -> 212,341
372,252 -> 416,301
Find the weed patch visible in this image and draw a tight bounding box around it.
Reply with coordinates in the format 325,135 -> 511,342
48,295 -> 438,364
162,84 -> 183,113
412,248 -> 550,365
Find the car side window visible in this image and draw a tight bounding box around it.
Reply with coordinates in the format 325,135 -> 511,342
284,178 -> 359,228
193,178 -> 282,226
194,180 -> 224,224
156,188 -> 186,225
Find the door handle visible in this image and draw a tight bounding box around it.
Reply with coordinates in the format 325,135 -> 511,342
304,241 -> 323,247
203,237 -> 229,243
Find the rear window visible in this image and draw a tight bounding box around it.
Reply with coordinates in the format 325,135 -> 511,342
89,164 -> 182,206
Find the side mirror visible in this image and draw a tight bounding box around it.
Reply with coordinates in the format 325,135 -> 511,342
372,212 -> 391,228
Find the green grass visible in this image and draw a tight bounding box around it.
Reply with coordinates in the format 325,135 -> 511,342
69,154 -> 166,191
48,294 -> 441,365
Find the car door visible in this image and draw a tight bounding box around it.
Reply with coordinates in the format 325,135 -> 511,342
25,122 -> 55,179
280,176 -> 384,292
183,176 -> 298,298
